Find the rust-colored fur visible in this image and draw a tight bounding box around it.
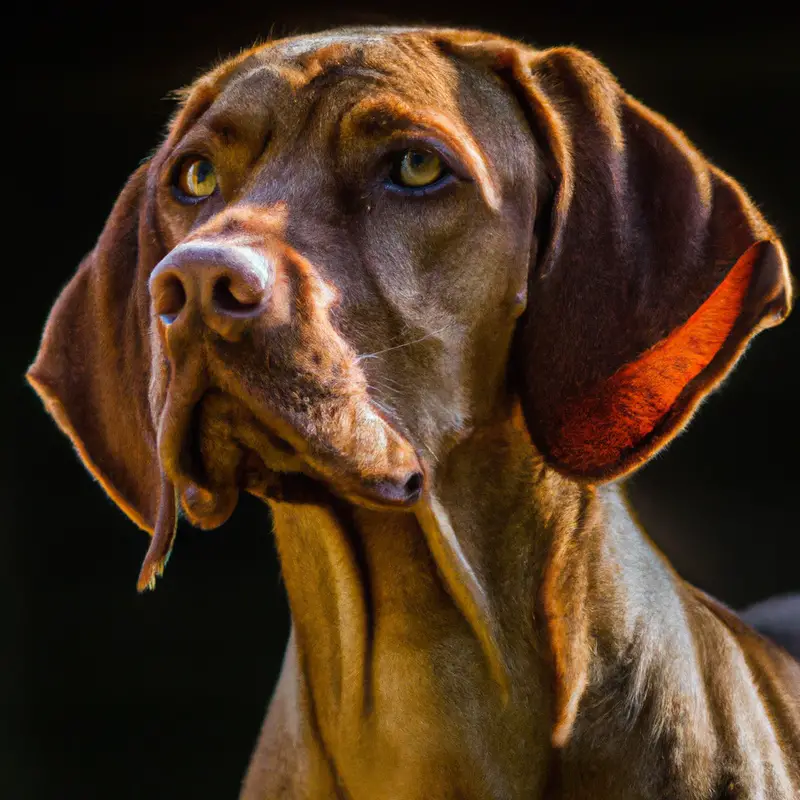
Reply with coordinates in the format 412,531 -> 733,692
29,26 -> 798,799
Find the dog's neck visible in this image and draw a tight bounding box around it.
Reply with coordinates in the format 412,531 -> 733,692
261,403 -> 666,794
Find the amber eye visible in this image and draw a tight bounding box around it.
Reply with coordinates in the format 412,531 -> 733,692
390,149 -> 446,189
174,157 -> 217,200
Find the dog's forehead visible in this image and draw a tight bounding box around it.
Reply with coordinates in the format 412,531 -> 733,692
205,27 -> 462,116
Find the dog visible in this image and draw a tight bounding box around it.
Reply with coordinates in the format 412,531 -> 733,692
28,26 -> 799,799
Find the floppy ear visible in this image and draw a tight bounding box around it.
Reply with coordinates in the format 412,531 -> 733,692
516,48 -> 792,482
443,34 -> 793,482
517,47 -> 794,481
27,163 -> 164,532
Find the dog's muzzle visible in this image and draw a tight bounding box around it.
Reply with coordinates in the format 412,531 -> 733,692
137,237 -> 424,590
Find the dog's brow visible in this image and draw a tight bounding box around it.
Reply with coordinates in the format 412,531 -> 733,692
341,95 -> 501,210
305,63 -> 389,91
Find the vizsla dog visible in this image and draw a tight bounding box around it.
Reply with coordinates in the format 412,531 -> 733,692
28,26 -> 799,799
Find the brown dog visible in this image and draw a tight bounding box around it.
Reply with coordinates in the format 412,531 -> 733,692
28,26 -> 799,799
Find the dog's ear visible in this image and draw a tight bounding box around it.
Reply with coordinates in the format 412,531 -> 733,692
27,163 -> 163,531
442,35 -> 793,482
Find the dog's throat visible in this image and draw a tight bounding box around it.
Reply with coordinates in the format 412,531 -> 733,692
269,496 -> 375,728
268,489 -> 513,734
416,495 -> 511,699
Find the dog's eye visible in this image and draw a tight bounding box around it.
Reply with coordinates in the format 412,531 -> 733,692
390,149 -> 446,189
174,157 -> 217,200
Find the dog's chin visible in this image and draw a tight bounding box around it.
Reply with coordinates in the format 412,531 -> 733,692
168,389 -> 424,530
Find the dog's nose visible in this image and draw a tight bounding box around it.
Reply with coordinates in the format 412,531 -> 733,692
149,242 -> 271,340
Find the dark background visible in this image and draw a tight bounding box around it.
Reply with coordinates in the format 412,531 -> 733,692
6,2 -> 799,797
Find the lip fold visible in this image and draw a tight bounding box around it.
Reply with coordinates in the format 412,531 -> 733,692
156,371 -> 426,534
153,366 -> 238,531
158,383 -> 300,528
180,482 -> 240,530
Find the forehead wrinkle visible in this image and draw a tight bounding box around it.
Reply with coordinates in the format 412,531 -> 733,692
278,39 -> 395,99
341,94 -> 501,211
304,63 -> 390,93
173,31 -> 453,140
298,67 -> 390,141
207,53 -> 388,143
173,44 -> 275,113
177,62 -> 318,162
257,30 -> 451,95
225,61 -> 293,95
203,64 -> 290,134
246,56 -> 393,152
166,52 -> 279,150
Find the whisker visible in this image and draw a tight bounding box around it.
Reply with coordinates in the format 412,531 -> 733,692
369,398 -> 398,418
423,443 -> 440,465
366,379 -> 407,398
372,375 -> 408,390
356,322 -> 454,362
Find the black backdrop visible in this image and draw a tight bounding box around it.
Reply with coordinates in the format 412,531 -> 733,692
6,3 -> 799,797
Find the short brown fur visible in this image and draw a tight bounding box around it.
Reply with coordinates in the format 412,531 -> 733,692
28,26 -> 798,799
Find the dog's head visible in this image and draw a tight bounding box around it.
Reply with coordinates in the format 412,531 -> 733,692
28,27 -> 792,587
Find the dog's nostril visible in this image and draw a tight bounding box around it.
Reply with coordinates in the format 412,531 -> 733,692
403,471 -> 424,501
369,471 -> 425,506
212,275 -> 263,314
153,275 -> 187,324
